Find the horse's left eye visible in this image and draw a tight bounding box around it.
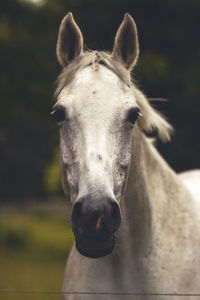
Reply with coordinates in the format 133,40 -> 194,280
51,105 -> 66,123
126,107 -> 141,126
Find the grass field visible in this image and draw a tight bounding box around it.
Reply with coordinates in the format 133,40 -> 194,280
0,202 -> 74,300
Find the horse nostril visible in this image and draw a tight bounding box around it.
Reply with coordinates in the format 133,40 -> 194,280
111,201 -> 122,230
71,196 -> 122,238
71,201 -> 82,224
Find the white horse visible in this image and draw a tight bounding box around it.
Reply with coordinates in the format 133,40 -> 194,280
53,12 -> 200,299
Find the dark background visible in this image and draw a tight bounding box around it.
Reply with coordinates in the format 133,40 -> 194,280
1,0 -> 200,200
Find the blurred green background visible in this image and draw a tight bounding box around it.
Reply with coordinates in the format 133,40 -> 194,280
0,0 -> 200,298
0,201 -> 74,299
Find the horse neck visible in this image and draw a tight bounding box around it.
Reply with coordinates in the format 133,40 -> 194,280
121,128 -> 179,256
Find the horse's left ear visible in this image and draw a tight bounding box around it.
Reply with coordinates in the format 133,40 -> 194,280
56,12 -> 83,67
112,13 -> 139,70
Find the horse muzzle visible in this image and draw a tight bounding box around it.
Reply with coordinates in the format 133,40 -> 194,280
75,231 -> 116,258
71,194 -> 121,258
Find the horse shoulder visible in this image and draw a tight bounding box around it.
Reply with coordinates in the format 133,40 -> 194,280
179,169 -> 200,204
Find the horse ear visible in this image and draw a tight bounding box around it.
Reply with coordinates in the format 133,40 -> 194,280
57,12 -> 83,67
112,13 -> 139,70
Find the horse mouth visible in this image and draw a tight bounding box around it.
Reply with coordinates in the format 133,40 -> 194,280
75,235 -> 115,258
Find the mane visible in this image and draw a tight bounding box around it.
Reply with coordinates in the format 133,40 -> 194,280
55,51 -> 173,142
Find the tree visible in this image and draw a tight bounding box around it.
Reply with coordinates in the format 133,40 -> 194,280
0,0 -> 199,200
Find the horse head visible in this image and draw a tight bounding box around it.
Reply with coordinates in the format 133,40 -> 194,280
53,13 -> 170,258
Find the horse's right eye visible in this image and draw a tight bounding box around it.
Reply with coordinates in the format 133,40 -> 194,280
51,105 -> 66,123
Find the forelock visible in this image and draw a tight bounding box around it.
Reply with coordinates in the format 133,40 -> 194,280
55,51 -> 131,97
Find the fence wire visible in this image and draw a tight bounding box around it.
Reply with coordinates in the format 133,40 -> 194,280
1,290 -> 200,296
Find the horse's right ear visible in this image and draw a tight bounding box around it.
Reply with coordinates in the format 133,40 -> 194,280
56,12 -> 83,67
112,13 -> 139,70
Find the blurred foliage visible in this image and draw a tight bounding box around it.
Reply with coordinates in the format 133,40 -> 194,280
0,0 -> 200,199
0,210 -> 73,260
44,147 -> 62,194
0,209 -> 74,299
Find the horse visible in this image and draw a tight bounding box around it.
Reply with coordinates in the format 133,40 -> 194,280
53,12 -> 200,300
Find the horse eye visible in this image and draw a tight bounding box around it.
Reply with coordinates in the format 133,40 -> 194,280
126,107 -> 141,126
51,105 -> 66,123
